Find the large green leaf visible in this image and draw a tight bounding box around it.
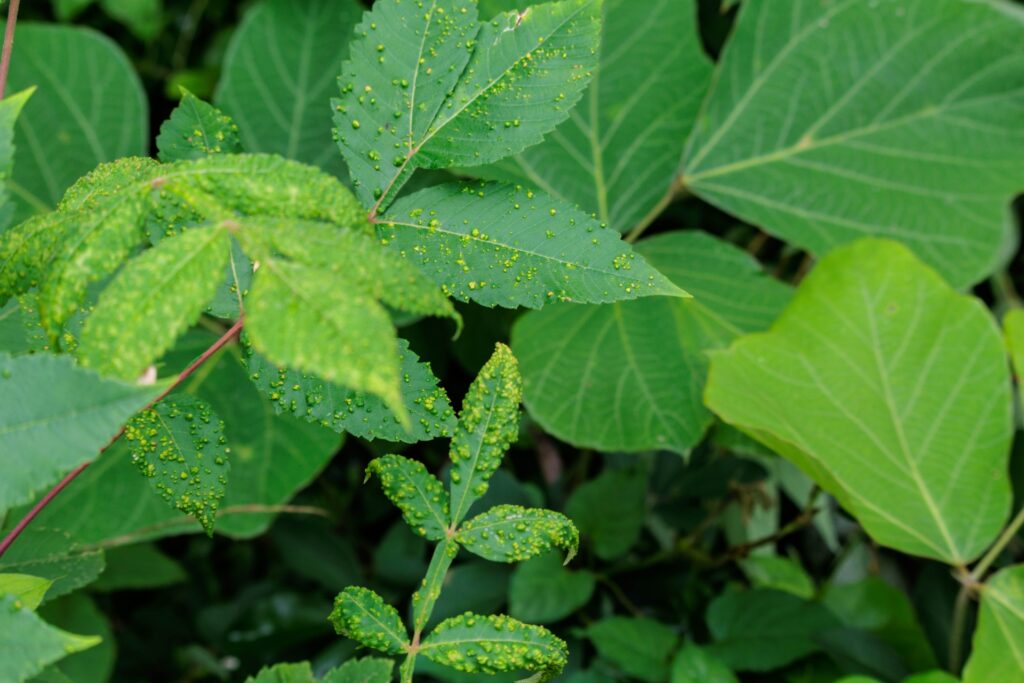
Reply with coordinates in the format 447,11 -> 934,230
7,24 -> 147,222
963,564 -> 1024,683
681,0 -> 1024,289
215,0 -> 362,176
0,352 -> 164,514
379,181 -> 684,309
585,616 -> 679,683
0,595 -> 99,683
475,0 -> 712,233
513,230 -> 789,455
706,238 -> 1014,564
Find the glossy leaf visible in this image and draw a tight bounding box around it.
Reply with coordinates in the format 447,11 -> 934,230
0,574 -> 52,610
329,586 -> 409,656
564,467 -> 645,560
156,89 -> 241,162
963,564 -> 1024,683
366,454 -> 450,541
457,505 -> 578,563
508,552 -> 594,624
706,238 -> 1013,564
586,616 -> 679,683
379,181 -> 684,308
681,0 -> 1024,289
0,595 -> 100,683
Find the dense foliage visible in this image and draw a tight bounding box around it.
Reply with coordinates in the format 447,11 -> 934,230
1,0 -> 1023,682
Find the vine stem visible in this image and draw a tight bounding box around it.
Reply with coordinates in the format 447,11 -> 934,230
0,318 -> 245,559
0,0 -> 21,100
971,504 -> 1024,582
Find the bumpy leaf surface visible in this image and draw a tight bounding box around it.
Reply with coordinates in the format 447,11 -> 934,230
457,505 -> 578,563
157,89 -> 241,162
0,89 -> 32,228
682,0 -> 1024,289
366,454 -> 450,540
963,564 -> 1024,683
329,586 -> 409,655
0,595 -> 100,683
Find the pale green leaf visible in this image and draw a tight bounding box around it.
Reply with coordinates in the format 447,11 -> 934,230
420,612 -> 568,682
681,0 -> 1024,289
7,24 -> 147,222
0,595 -> 100,683
157,89 -> 241,162
329,586 -> 409,656
671,643 -> 738,683
0,574 -> 52,610
586,616 -> 679,683
366,454 -> 450,541
740,555 -> 815,600
457,504 -> 578,563
245,662 -> 315,683
0,529 -> 104,602
322,657 -> 394,683
448,343 -> 522,525
508,552 -> 594,624
512,230 -> 790,454
963,564 -> 1024,683
57,156 -> 160,213
78,226 -> 230,380
217,0 -> 362,175
0,352 -> 164,514
0,213 -> 65,304
706,238 -> 1013,564
379,181 -> 683,309
564,467 -> 645,560
0,88 -> 33,229
474,0 -> 712,233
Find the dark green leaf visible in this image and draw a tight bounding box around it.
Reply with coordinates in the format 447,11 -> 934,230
508,552 -> 595,624
157,89 -> 241,162
586,616 -> 679,683
564,468 -> 645,560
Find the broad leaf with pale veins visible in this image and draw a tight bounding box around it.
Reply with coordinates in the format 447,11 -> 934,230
963,564 -> 1024,683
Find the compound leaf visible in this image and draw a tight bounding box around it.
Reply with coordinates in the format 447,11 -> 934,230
963,564 -> 1024,683
366,454 -> 450,541
457,504 -> 578,563
586,616 -> 679,683
0,595 -> 100,683
329,586 -> 409,656
157,89 -> 241,162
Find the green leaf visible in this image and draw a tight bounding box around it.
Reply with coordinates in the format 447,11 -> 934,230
156,89 -> 241,162
245,662 -> 315,683
0,352 -> 164,514
963,564 -> 1024,683
78,225 -> 230,380
705,238 -> 1014,564
0,529 -> 104,602
0,595 -> 100,683
704,589 -> 838,672
99,0 -> 163,40
508,552 -> 595,624
0,88 -> 33,228
671,643 -> 738,683
0,213 -> 65,304
1005,308 -> 1024,401
366,454 -> 450,541
564,467 -> 645,560
0,573 -> 52,610
329,586 -> 409,656
740,555 -> 815,600
904,672 -> 959,683
681,0 -> 1024,289
244,338 -> 455,443
457,504 -> 578,563
123,395 -> 231,535
448,343 -> 522,525
7,24 -> 148,222
420,612 -> 569,682
90,544 -> 186,592
513,230 -> 790,454
379,181 -> 684,309
474,0 -> 712,234
37,593 -> 115,683
216,0 -> 362,176
322,657 -> 395,683
585,616 -> 679,683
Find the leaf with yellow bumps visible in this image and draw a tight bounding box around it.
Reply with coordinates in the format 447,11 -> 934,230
366,454 -> 451,541
156,89 -> 241,162
456,505 -> 579,563
123,394 -> 231,535
448,343 -> 522,525
329,586 -> 410,656
0,212 -> 65,305
420,612 -> 569,682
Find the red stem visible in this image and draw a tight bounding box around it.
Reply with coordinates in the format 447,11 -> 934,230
0,0 -> 22,100
0,318 -> 245,558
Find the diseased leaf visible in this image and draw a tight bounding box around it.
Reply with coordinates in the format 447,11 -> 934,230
508,552 -> 595,625
0,595 -> 100,683
0,352 -> 164,514
380,181 -> 683,309
564,467 -> 645,560
681,0 -> 1024,289
0,213 -> 65,304
0,89 -> 33,229
123,395 -> 231,535
78,225 -> 230,380
513,230 -> 790,455
156,89 -> 241,162
366,454 -> 450,541
586,617 -> 679,683
420,612 -> 568,682
671,643 -> 738,683
963,564 -> 1024,683
448,343 -> 522,525
322,657 -> 394,683
329,586 -> 409,656
706,238 -> 1013,564
0,574 -> 52,610
457,505 -> 578,563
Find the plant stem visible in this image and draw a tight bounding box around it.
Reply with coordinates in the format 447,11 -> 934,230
0,0 -> 21,100
991,270 -> 1022,311
970,504 -> 1024,581
948,577 -> 972,674
399,652 -> 417,683
412,538 -> 458,632
0,318 -> 245,559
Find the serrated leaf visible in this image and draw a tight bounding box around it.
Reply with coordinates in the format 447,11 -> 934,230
380,181 -> 683,309
329,586 -> 409,656
0,213 -> 65,304
0,595 -> 100,683
420,612 -> 568,682
474,0 -> 711,234
57,156 -> 160,214
0,88 -> 33,229
366,454 -> 450,541
0,352 -> 164,514
513,230 -> 790,455
123,394 -> 231,535
245,662 -> 315,683
157,89 -> 241,162
448,343 -> 522,525
78,225 -> 230,380
216,0 -> 362,175
671,643 -> 738,683
508,552 -> 594,624
963,564 -> 1024,683
245,258 -> 406,423
7,24 -> 147,223
585,617 -> 679,683
457,505 -> 578,563
322,657 -> 394,683
681,0 -> 1024,289
0,574 -> 52,610
564,467 -> 645,560
705,238 -> 1013,564
0,529 -> 104,602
